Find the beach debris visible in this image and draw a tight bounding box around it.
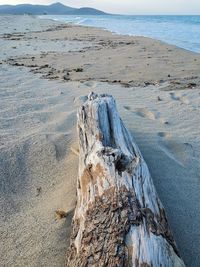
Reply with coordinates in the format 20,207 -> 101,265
112,79 -> 121,83
144,81 -> 151,86
74,67 -> 83,72
55,209 -> 68,220
63,73 -> 70,81
66,93 -> 185,267
187,82 -> 197,88
39,64 -> 49,69
36,186 -> 42,196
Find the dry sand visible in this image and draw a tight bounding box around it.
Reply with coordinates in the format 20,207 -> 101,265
0,15 -> 200,267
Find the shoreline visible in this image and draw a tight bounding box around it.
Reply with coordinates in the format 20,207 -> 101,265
41,16 -> 200,55
3,17 -> 200,90
38,14 -> 200,54
0,15 -> 200,267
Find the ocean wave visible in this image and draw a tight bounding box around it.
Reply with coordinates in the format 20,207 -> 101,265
75,18 -> 96,25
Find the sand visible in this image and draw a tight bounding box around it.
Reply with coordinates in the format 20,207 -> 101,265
0,15 -> 200,267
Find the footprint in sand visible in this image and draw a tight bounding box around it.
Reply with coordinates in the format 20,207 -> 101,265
125,106 -> 167,124
170,92 -> 190,104
157,132 -> 172,138
157,132 -> 193,166
79,81 -> 99,89
46,133 -> 70,161
123,105 -> 131,110
180,96 -> 190,104
83,81 -> 98,88
135,108 -> 156,120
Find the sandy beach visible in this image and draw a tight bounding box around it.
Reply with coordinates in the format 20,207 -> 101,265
0,15 -> 200,267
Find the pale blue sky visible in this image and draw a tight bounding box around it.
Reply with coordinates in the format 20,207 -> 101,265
1,0 -> 200,15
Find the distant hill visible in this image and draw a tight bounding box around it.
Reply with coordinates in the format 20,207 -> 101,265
0,2 -> 107,15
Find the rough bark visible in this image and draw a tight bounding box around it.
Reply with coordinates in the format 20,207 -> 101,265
66,93 -> 185,267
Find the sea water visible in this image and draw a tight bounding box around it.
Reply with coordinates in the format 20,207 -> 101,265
40,15 -> 200,53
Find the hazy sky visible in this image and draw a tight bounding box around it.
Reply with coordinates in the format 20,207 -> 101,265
1,0 -> 200,15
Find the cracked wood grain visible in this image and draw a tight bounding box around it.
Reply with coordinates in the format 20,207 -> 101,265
66,93 -> 185,267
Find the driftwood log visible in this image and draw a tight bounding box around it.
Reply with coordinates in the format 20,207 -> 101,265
66,93 -> 185,267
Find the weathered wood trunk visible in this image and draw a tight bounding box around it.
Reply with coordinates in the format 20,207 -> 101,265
66,93 -> 185,267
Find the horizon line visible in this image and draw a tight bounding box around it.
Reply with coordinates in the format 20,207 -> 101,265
0,2 -> 199,16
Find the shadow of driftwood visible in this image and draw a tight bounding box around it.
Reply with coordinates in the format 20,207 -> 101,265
129,129 -> 200,267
